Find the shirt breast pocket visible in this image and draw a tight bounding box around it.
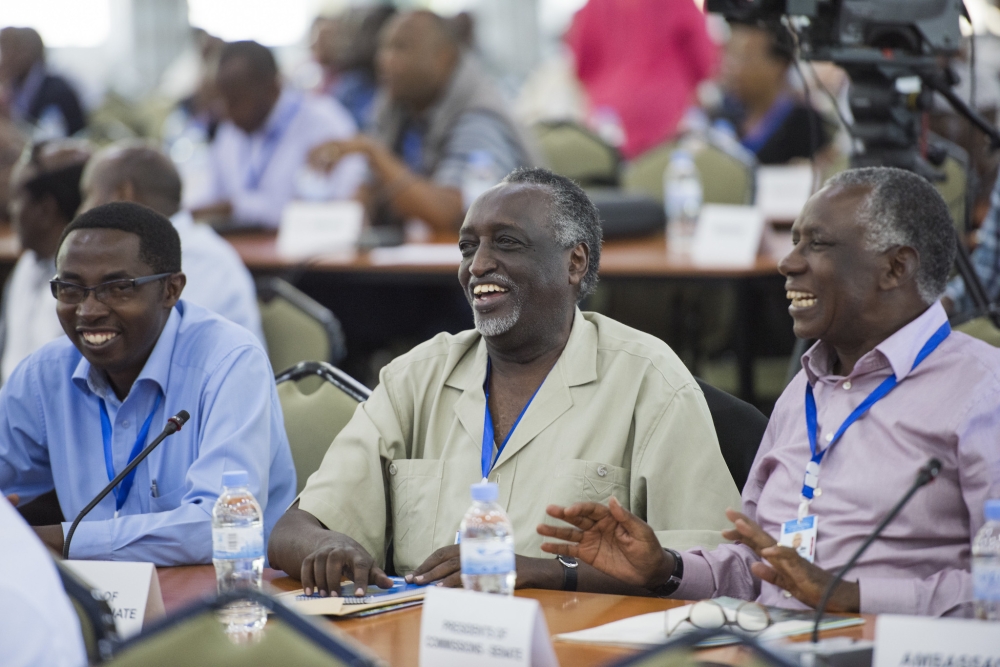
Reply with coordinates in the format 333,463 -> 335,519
546,459 -> 629,509
387,458 -> 443,573
149,483 -> 187,514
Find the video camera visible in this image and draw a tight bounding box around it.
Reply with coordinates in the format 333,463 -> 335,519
705,0 -> 966,178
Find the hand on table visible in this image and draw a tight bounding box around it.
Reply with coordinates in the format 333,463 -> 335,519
33,524 -> 65,553
299,532 -> 393,597
407,545 -> 563,590
722,508 -> 859,613
5,493 -> 18,507
308,136 -> 373,172
536,497 -> 673,590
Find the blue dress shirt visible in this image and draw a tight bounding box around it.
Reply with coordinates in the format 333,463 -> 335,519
0,301 -> 296,565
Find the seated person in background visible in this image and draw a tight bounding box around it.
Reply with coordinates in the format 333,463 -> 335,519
0,496 -> 86,667
309,10 -> 539,235
943,173 -> 1000,318
311,7 -> 397,130
0,27 -> 86,138
80,140 -> 264,343
539,167 -> 1000,616
712,21 -> 830,165
0,202 -> 295,564
268,168 -> 739,596
189,40 -> 365,228
2,139 -> 90,382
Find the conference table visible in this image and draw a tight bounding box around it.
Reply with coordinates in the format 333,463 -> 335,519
156,565 -> 872,667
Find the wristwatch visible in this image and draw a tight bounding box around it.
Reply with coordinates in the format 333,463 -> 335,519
555,555 -> 579,591
648,548 -> 684,598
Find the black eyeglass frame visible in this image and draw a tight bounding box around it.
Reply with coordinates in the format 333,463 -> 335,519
49,272 -> 176,304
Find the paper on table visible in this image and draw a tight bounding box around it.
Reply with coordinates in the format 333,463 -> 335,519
368,244 -> 462,266
554,598 -> 865,649
275,578 -> 427,617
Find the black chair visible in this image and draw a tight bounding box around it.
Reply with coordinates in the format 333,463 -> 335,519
17,488 -> 65,526
57,562 -> 119,664
696,378 -> 768,492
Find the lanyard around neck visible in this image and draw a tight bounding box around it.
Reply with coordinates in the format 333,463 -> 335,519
100,393 -> 163,514
481,359 -> 544,480
801,321 -> 951,503
244,96 -> 302,191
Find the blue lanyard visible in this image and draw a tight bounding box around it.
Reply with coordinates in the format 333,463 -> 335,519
100,393 -> 163,513
801,321 -> 951,502
481,359 -> 544,479
244,96 -> 302,191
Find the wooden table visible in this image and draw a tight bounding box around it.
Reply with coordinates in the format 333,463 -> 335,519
157,566 -> 871,667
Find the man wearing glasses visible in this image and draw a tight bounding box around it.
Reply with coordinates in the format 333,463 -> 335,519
0,201 -> 296,565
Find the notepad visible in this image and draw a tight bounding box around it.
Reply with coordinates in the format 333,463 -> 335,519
554,597 -> 865,649
275,577 -> 428,617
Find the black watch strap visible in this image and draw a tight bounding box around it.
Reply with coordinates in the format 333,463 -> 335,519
648,548 -> 684,598
556,555 -> 579,591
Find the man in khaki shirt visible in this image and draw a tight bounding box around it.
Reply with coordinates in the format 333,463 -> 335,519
268,168 -> 740,596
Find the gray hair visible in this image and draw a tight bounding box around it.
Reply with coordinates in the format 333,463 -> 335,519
825,166 -> 956,304
500,167 -> 602,300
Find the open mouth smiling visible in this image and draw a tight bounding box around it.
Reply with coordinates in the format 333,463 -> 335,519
787,290 -> 818,310
471,282 -> 511,311
79,330 -> 120,348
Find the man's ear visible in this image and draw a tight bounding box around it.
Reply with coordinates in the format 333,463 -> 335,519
880,245 -> 920,291
567,243 -> 589,287
162,272 -> 186,308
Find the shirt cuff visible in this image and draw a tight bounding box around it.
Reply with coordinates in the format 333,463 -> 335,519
858,576 -> 917,614
62,519 -> 113,560
671,551 -> 716,600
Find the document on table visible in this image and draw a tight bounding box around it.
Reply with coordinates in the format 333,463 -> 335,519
275,577 -> 427,617
554,597 -> 865,648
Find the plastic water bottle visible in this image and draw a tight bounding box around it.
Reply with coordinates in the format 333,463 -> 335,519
461,150 -> 501,210
212,470 -> 267,638
973,499 -> 1000,620
663,150 -> 703,257
460,482 -> 516,595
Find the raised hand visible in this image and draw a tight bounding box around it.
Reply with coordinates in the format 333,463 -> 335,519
536,497 -> 671,589
722,508 -> 859,612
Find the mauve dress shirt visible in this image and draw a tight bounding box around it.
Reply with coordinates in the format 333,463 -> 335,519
674,301 -> 1000,615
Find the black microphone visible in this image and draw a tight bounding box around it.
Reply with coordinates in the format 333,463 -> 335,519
810,457 -> 942,642
63,410 -> 190,560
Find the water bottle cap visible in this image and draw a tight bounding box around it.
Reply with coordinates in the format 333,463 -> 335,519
222,470 -> 249,489
471,482 -> 499,502
985,499 -> 1000,521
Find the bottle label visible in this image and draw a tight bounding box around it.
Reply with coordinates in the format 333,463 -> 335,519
460,540 -> 515,576
973,560 -> 1000,601
213,526 -> 263,560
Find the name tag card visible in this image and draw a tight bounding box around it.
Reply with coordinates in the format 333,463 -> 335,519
419,587 -> 558,667
756,164 -> 815,222
691,205 -> 765,268
63,560 -> 164,639
277,200 -> 363,260
873,615 -> 1000,667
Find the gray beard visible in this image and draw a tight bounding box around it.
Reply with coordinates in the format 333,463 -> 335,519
474,300 -> 522,337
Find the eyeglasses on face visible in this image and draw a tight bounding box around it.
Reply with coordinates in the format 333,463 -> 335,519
49,273 -> 175,305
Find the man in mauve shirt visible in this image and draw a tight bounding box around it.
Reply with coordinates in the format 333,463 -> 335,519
539,166 -> 1000,616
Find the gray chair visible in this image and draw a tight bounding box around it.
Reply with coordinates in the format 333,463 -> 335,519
276,361 -> 371,494
257,277 -> 347,373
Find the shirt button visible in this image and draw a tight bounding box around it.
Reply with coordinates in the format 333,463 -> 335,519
122,421 -> 129,428
825,433 -> 834,443
842,381 -> 852,390
388,463 -> 397,475
814,488 -> 823,497
597,466 -> 608,477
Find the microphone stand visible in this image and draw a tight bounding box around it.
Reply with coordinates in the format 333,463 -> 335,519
810,458 -> 942,643
63,411 -> 189,560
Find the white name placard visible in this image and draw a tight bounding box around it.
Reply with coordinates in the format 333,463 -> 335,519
691,205 -> 766,268
419,587 -> 558,667
277,200 -> 364,260
63,560 -> 164,639
756,164 -> 815,222
873,615 -> 1000,667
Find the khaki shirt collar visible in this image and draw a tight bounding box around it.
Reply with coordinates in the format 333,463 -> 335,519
445,308 -> 599,471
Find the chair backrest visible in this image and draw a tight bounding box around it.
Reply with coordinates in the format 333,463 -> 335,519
276,361 -> 372,494
696,379 -> 768,492
623,134 -> 756,206
57,562 -> 119,664
104,591 -> 377,667
257,277 -> 347,373
532,120 -> 621,187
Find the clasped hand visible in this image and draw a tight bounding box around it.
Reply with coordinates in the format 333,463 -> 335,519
536,497 -> 859,612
